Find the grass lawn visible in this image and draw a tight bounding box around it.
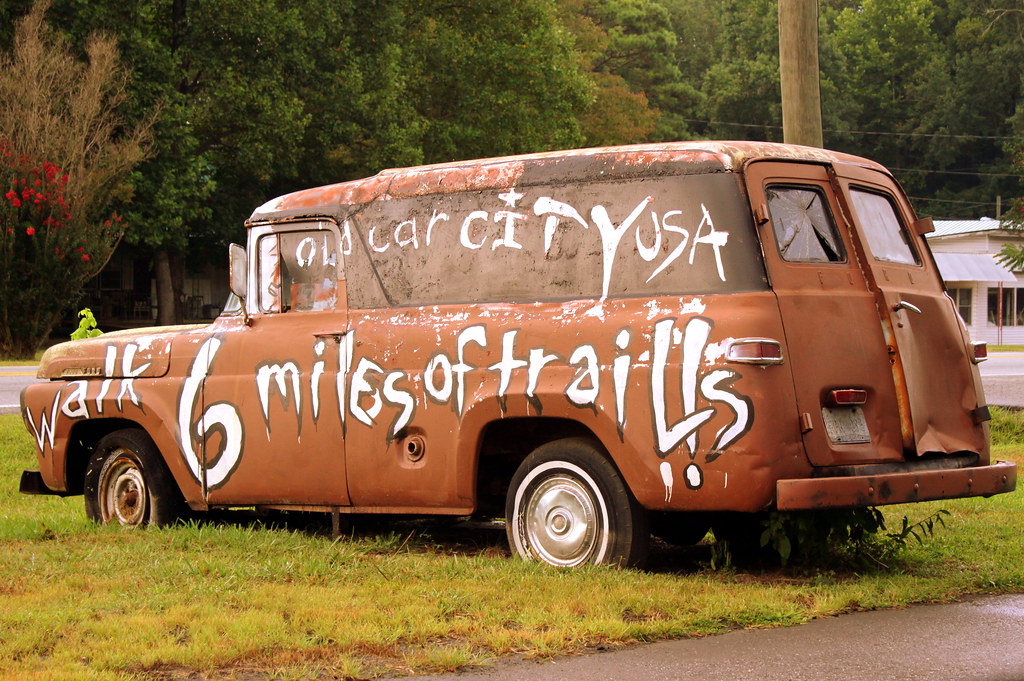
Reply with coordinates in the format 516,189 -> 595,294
0,411 -> 1021,680
0,350 -> 43,367
990,345 -> 1024,353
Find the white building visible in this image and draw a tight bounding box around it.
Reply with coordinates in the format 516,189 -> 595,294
927,219 -> 1020,344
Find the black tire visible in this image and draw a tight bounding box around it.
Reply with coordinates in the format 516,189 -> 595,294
650,511 -> 712,546
505,438 -> 648,568
84,428 -> 185,527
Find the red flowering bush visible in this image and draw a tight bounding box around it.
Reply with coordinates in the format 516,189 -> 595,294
0,140 -> 128,356
1,139 -> 100,258
0,1 -> 150,357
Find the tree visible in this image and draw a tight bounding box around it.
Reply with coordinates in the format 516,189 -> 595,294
558,0 -> 691,145
48,0 -> 353,324
824,0 -> 1023,218
33,0 -> 591,325
657,0 -> 785,142
0,0 -> 149,357
405,0 -> 590,160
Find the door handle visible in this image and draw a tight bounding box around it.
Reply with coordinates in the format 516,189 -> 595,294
892,301 -> 922,315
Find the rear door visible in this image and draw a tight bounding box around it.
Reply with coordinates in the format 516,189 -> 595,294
745,162 -> 905,467
830,164 -> 987,457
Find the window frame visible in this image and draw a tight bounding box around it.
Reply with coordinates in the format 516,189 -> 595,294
764,184 -> 848,264
987,286 -> 1024,326
248,220 -> 345,316
948,287 -> 973,325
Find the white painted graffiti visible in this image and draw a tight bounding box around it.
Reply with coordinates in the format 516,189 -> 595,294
651,317 -> 752,499
24,318 -> 753,502
177,336 -> 244,491
25,342 -> 155,455
249,315 -> 752,496
340,188 -> 731,300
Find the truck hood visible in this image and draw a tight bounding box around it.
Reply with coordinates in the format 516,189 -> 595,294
37,324 -> 207,380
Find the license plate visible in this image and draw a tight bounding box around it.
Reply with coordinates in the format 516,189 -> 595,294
821,406 -> 871,444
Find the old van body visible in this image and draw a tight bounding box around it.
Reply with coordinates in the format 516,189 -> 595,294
19,141 -> 1017,567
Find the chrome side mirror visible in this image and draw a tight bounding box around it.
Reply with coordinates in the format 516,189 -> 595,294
229,243 -> 251,325
229,243 -> 247,299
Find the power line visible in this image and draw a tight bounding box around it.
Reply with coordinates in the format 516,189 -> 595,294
683,118 -> 1024,141
908,195 -> 996,206
828,129 -> 1019,141
892,167 -> 1020,178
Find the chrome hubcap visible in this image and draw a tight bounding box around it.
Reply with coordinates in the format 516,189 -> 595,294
523,474 -> 599,567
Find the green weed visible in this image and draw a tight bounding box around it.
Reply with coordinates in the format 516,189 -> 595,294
990,406 -> 1024,446
69,308 -> 102,340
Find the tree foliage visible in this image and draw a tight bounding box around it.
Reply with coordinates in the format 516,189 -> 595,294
32,0 -> 591,324
0,0 -> 149,357
3,0 -> 1024,347
559,0 -> 1024,221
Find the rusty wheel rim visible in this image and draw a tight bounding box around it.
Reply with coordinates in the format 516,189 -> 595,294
99,451 -> 148,526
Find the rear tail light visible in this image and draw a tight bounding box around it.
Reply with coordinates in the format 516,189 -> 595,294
971,341 -> 987,364
829,389 -> 868,406
726,339 -> 784,365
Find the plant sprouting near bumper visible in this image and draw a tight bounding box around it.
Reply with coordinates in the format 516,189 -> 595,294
756,507 -> 951,569
70,308 -> 103,340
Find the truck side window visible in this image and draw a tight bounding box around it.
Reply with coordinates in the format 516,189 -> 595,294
766,185 -> 846,263
258,235 -> 282,313
849,189 -> 919,265
257,230 -> 341,313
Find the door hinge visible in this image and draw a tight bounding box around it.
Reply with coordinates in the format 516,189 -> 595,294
754,203 -> 770,225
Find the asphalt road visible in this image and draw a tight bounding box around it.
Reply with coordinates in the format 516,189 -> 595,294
0,365 -> 36,415
980,352 -> 1024,408
403,594 -> 1024,681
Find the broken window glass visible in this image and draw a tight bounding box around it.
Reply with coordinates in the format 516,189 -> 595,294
766,186 -> 845,263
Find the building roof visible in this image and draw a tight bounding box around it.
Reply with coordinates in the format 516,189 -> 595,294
930,218 -> 1005,238
933,252 -> 1016,283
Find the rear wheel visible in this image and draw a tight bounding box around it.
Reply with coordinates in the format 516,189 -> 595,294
505,438 -> 648,568
84,428 -> 184,527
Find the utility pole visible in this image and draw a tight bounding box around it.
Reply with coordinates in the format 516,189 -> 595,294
778,0 -> 823,147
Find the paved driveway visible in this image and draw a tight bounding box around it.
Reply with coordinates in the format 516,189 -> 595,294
403,594 -> 1024,681
980,352 -> 1024,408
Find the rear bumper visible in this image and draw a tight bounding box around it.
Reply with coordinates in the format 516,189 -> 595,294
776,460 -> 1017,510
19,470 -> 72,497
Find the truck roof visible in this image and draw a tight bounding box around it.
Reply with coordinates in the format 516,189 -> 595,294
248,141 -> 887,224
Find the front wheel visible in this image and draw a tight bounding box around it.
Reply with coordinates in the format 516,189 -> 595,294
505,438 -> 648,568
84,428 -> 184,527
